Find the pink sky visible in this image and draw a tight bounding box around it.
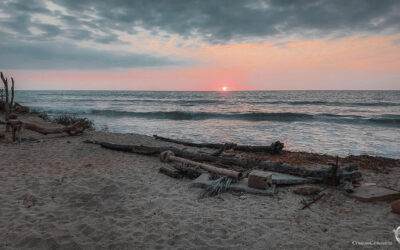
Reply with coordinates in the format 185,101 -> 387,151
10,36 -> 400,90
1,1 -> 400,91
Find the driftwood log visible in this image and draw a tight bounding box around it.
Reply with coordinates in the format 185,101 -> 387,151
84,140 -> 362,184
13,103 -> 30,113
160,150 -> 242,178
159,165 -> 183,179
0,119 -> 91,142
153,135 -> 284,154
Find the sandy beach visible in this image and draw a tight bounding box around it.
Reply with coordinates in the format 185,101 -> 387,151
0,113 -> 398,249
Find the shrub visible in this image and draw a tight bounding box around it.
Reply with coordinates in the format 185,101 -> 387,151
38,112 -> 50,121
52,114 -> 95,130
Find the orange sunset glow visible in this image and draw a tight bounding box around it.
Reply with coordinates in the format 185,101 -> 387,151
6,35 -> 400,91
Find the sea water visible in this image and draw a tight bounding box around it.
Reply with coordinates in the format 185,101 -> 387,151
15,90 -> 400,158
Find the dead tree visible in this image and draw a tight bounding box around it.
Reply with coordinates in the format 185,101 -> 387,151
10,77 -> 14,113
1,72 -> 10,132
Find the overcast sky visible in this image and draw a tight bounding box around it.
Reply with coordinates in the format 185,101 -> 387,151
1,0 -> 399,90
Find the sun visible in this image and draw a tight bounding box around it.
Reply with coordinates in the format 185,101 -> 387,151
222,86 -> 228,91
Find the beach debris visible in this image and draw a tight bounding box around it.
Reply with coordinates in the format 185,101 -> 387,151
153,134 -> 284,154
268,172 -> 315,185
346,186 -> 400,202
0,119 -> 92,142
293,186 -> 321,196
9,113 -> 18,119
159,165 -> 183,179
173,163 -> 202,179
1,72 -> 14,132
326,157 -> 340,185
13,102 -> 30,113
248,170 -> 273,190
160,150 -> 242,179
23,191 -> 37,208
391,200 -> 400,214
192,173 -> 276,196
300,193 -> 325,210
354,182 -> 376,187
199,175 -> 236,199
85,140 -> 362,186
342,180 -> 354,193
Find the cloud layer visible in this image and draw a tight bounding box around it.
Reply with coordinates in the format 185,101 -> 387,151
0,0 -> 399,70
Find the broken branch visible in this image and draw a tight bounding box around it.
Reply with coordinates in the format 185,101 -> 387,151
300,193 -> 326,210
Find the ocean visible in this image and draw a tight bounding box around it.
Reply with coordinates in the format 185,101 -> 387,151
15,90 -> 400,159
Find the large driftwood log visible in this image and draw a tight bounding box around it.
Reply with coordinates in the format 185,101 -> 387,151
0,119 -> 91,142
153,135 -> 284,154
160,150 -> 242,178
84,140 -> 361,183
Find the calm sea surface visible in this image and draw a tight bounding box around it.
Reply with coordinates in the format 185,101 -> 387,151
15,90 -> 400,158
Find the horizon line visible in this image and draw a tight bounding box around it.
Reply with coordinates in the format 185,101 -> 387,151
15,89 -> 400,91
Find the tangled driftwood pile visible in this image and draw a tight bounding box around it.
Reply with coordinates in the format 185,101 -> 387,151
0,119 -> 92,142
85,136 -> 363,202
0,72 -> 91,142
85,139 -> 361,182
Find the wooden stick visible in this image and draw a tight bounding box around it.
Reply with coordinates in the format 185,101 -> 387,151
300,193 -> 325,210
159,150 -> 242,178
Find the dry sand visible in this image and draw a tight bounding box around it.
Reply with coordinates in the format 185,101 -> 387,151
0,114 -> 399,249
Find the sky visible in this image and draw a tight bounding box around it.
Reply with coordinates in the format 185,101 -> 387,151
0,0 -> 400,90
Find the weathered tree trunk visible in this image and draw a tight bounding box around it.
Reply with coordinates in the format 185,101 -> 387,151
10,77 -> 14,113
153,135 -> 284,154
1,72 -> 10,132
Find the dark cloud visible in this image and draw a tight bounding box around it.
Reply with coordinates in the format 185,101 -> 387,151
0,41 -> 183,70
1,0 -> 399,45
0,0 -> 399,70
52,0 -> 400,43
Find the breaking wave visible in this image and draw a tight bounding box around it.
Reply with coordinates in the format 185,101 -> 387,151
88,110 -> 400,127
